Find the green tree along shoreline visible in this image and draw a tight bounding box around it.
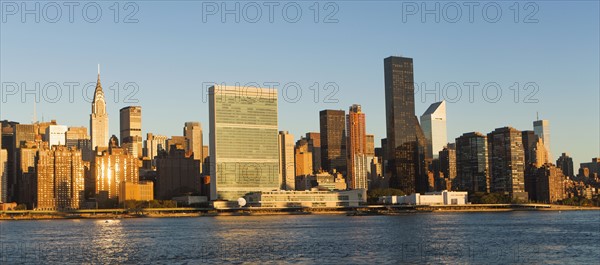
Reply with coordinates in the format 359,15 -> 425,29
368,189 -> 600,207
557,196 -> 600,207
367,189 -> 406,204
122,200 -> 177,210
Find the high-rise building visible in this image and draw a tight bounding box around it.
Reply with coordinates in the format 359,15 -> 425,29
34,120 -> 58,139
366,134 -> 375,156
18,141 -> 40,206
380,138 -> 389,176
90,69 -> 109,152
66,127 -> 92,162
1,122 -> 17,203
439,145 -> 457,191
533,119 -> 552,161
278,131 -> 295,190
556,153 -> 574,178
532,138 -> 549,168
156,146 -> 202,200
209,85 -> 279,201
120,106 -> 143,158
535,164 -> 566,203
522,130 -> 549,201
45,125 -> 68,147
93,136 -> 139,202
12,124 -> 36,203
305,132 -> 321,173
352,154 -> 370,190
202,145 -> 210,174
346,104 -> 368,190
522,130 -> 549,168
184,122 -> 203,161
166,136 -> 187,153
295,137 -> 313,177
370,156 -> 385,189
35,146 -> 85,210
15,124 -> 36,148
521,131 -> 538,166
487,127 -> 526,199
0,146 -> 7,203
144,133 -> 168,166
579,158 -> 600,177
384,56 -> 430,194
455,132 -> 489,193
365,134 -> 376,185
0,130 -> 4,203
320,110 -> 347,174
420,101 -> 447,159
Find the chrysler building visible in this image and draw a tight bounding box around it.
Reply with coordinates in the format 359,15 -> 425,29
90,65 -> 109,151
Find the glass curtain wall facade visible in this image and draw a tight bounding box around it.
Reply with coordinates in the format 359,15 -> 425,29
209,85 -> 279,201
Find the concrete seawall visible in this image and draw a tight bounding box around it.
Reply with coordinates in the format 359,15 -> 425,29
1,205 -> 598,220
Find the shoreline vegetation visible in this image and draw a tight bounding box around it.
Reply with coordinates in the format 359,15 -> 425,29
1,204 -> 599,221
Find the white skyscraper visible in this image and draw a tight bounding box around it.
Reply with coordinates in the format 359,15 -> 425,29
278,131 -> 295,190
534,119 -> 552,161
90,66 -> 109,151
45,125 -> 68,147
420,100 -> 447,158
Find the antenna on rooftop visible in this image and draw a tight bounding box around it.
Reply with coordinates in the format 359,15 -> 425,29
33,101 -> 37,124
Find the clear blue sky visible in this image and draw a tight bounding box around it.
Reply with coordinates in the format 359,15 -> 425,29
1,1 -> 598,167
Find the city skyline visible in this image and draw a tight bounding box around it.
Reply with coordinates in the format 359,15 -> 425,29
1,2 -> 599,264
1,3 -> 598,168
0,63 -> 596,169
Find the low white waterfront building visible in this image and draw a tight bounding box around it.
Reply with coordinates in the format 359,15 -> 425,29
246,189 -> 367,208
380,191 -> 468,205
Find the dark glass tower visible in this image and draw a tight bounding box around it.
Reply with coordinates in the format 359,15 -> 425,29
556,153 -> 574,178
384,56 -> 430,194
487,127 -> 526,198
320,110 -> 347,175
455,132 -> 489,193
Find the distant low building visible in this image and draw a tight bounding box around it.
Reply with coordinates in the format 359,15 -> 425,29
0,202 -> 17,211
119,181 -> 154,203
380,191 -> 468,205
246,189 -> 367,208
315,171 -> 347,191
172,196 -> 208,206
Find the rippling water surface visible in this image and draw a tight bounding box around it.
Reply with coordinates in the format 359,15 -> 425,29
1,211 -> 599,264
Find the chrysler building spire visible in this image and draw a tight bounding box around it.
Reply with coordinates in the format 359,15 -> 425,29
90,65 -> 109,151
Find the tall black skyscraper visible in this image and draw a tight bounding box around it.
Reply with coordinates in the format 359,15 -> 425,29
556,153 -> 574,178
384,56 -> 430,194
320,110 -> 347,175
